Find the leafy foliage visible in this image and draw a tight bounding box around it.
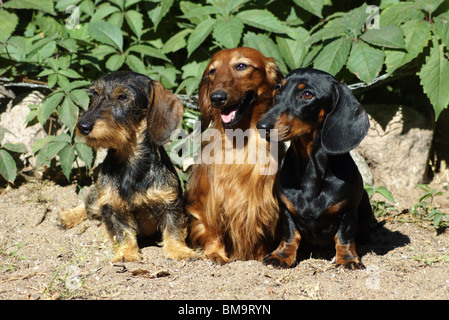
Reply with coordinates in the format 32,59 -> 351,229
411,184 -> 449,229
0,127 -> 27,183
0,0 -> 449,183
364,184 -> 398,218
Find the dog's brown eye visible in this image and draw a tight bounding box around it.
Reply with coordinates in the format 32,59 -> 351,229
236,63 -> 248,71
209,68 -> 216,76
302,91 -> 314,100
117,94 -> 128,102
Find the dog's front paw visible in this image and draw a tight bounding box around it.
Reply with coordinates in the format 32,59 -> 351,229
205,252 -> 231,266
262,251 -> 296,268
57,204 -> 87,229
336,258 -> 365,270
112,238 -> 142,262
112,247 -> 142,263
163,244 -> 200,261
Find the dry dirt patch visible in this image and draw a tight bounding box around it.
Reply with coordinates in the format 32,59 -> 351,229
1,180 -> 449,301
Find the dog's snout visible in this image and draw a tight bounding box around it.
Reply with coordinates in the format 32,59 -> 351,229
77,120 -> 94,136
210,91 -> 228,107
256,119 -> 274,131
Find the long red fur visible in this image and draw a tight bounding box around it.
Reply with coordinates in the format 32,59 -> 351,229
185,47 -> 284,263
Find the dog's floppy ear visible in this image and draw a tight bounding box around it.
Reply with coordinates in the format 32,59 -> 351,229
198,74 -> 213,132
321,82 -> 370,155
265,57 -> 283,86
147,80 -> 184,145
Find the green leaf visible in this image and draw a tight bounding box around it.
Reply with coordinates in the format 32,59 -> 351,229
314,37 -> 352,76
346,40 -> 384,83
0,9 -> 18,42
57,75 -> 70,90
180,3 -> 219,24
380,2 -> 423,26
88,21 -> 123,51
177,77 -> 200,97
187,18 -> 215,57
125,54 -> 146,73
59,98 -> 79,134
276,27 -> 309,70
65,81 -> 91,92
176,60 -> 207,95
418,40 -> 449,120
434,14 -> 449,50
90,5 -> 120,22
361,26 -> 405,49
38,92 -> 64,125
374,186 -> 396,204
162,29 -> 191,54
293,0 -> 324,18
128,44 -> 170,62
213,16 -> 244,49
343,3 -> 368,39
58,69 -> 83,79
0,149 -> 17,183
414,0 -> 444,14
69,89 -> 90,110
47,74 -> 57,89
106,53 -> 126,71
148,0 -> 175,30
243,32 -> 287,74
433,212 -> 444,228
3,143 -> 27,154
402,19 -> 432,56
35,136 -> 70,167
236,9 -> 286,34
125,10 -> 143,38
306,17 -> 346,45
302,43 -> 323,68
385,19 -> 432,74
226,0 -> 251,15
3,0 -> 56,15
59,145 -> 75,181
37,69 -> 55,78
74,141 -> 93,169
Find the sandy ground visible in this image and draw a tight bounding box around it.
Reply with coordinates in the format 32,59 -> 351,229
1,176 -> 449,304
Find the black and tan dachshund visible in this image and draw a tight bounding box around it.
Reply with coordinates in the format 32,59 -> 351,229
257,68 -> 374,269
58,71 -> 198,262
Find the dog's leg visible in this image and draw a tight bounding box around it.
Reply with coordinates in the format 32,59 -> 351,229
57,187 -> 101,229
101,205 -> 142,262
334,209 -> 365,270
356,190 -> 374,244
112,232 -> 141,263
334,236 -> 364,269
188,207 -> 231,264
57,204 -> 87,229
262,204 -> 300,268
203,235 -> 231,265
161,203 -> 200,260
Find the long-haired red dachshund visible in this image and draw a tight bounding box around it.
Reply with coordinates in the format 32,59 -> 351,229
185,47 -> 284,264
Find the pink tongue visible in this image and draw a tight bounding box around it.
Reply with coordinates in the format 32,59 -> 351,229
221,110 -> 237,123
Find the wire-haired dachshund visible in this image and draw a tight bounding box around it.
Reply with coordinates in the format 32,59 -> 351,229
58,71 -> 197,262
257,68 -> 374,269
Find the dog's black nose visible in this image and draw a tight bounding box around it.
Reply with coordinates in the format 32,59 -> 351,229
256,119 -> 274,131
210,91 -> 228,107
77,120 -> 94,136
